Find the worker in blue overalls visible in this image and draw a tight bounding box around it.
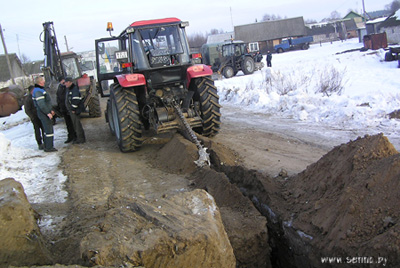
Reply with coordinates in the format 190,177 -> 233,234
32,76 -> 58,152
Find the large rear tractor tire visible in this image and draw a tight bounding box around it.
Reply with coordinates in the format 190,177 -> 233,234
109,84 -> 143,152
241,56 -> 255,75
194,77 -> 221,137
88,93 -> 102,117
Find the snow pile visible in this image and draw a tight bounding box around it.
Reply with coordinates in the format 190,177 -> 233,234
0,112 -> 68,204
217,39 -> 400,133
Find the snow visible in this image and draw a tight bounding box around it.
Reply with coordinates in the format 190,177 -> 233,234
1,38 -> 399,212
216,38 -> 400,148
0,112 -> 69,204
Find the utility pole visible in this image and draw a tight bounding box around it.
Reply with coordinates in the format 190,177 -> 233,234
0,23 -> 16,85
230,7 -> 234,32
64,35 -> 69,52
362,0 -> 367,21
16,34 -> 21,59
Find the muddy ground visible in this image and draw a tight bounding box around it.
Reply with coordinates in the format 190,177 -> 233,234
4,101 -> 400,267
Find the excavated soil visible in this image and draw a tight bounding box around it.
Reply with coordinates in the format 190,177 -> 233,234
1,100 -> 399,267
220,133 -> 400,267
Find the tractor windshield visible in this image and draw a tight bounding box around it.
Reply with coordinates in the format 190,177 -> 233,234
130,24 -> 190,69
139,26 -> 184,57
222,43 -> 246,57
61,57 -> 81,79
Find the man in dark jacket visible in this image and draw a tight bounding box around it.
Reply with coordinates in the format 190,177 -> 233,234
266,51 -> 272,67
65,77 -> 86,144
32,76 -> 57,152
24,85 -> 44,150
57,76 -> 76,143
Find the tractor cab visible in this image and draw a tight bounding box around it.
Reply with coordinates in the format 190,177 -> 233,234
95,18 -> 192,97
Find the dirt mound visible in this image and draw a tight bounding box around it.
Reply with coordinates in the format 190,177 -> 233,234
283,133 -> 400,266
153,134 -> 198,174
154,134 -> 270,267
191,168 -> 271,268
0,178 -> 53,267
79,189 -> 236,267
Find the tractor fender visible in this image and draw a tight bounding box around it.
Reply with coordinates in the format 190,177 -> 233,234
115,73 -> 146,88
186,64 -> 213,85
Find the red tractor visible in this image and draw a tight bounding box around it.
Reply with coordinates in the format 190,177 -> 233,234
95,18 -> 221,152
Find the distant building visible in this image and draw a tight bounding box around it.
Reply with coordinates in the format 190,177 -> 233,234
306,19 -> 359,43
234,17 -> 308,53
0,54 -> 26,82
375,10 -> 400,43
23,60 -> 44,76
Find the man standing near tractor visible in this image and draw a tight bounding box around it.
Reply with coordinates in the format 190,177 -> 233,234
65,77 -> 86,144
57,76 -> 77,143
24,85 -> 45,150
32,76 -> 58,152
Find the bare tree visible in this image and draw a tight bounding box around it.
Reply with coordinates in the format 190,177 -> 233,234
188,28 -> 227,48
188,32 -> 207,48
262,14 -> 283,21
305,18 -> 317,24
321,10 -> 342,22
385,0 -> 400,12
19,53 -> 30,64
209,28 -> 224,35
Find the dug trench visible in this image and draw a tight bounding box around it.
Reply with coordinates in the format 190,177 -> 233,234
2,112 -> 400,267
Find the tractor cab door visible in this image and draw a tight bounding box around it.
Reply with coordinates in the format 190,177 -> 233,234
95,36 -> 129,97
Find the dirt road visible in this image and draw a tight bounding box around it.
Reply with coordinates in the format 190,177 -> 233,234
30,101 -> 400,267
31,100 -> 328,266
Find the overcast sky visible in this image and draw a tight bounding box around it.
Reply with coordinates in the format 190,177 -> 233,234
0,0 -> 393,61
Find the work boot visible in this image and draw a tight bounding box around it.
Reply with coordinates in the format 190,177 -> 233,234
64,137 -> 74,143
44,148 -> 58,152
38,144 -> 44,150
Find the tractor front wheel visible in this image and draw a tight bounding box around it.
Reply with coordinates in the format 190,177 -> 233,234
109,84 -> 143,152
223,66 -> 235,79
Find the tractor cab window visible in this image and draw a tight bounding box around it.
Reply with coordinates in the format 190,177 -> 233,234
61,57 -> 80,79
81,60 -> 95,71
97,40 -> 123,74
222,44 -> 235,57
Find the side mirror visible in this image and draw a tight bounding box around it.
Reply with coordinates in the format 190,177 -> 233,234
98,43 -> 105,55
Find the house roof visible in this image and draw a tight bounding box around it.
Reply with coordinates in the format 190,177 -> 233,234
0,54 -> 26,82
234,17 -> 307,42
343,11 -> 363,20
366,10 -> 393,20
377,9 -> 400,29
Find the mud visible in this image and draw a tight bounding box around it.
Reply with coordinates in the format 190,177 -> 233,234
2,99 -> 400,267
